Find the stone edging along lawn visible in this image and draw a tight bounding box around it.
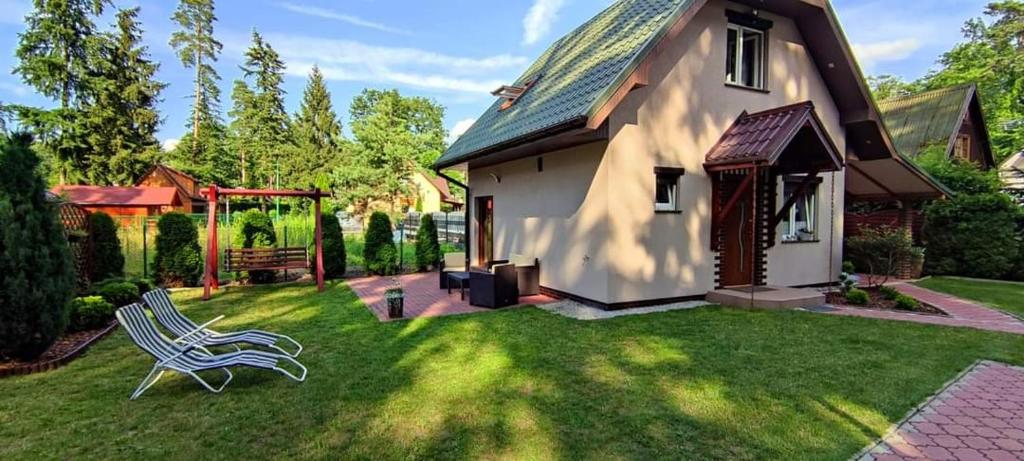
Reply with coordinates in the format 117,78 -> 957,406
0,320 -> 119,379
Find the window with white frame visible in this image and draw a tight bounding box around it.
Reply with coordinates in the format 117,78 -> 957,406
654,168 -> 684,212
781,179 -> 818,242
725,23 -> 765,89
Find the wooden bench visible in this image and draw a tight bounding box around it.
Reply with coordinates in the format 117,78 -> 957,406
225,247 -> 308,272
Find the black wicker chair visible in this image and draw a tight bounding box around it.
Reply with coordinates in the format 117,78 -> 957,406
469,264 -> 519,308
510,254 -> 540,296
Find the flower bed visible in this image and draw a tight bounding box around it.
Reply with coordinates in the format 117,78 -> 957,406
827,287 -> 946,315
0,321 -> 118,378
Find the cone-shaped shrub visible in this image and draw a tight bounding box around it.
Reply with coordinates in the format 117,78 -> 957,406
86,211 -> 124,282
0,133 -> 76,360
153,212 -> 203,287
233,210 -> 277,284
315,212 -> 346,279
363,212 -> 396,275
415,214 -> 440,271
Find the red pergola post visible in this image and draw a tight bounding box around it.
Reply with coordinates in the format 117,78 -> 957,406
203,185 -> 219,300
314,189 -> 324,292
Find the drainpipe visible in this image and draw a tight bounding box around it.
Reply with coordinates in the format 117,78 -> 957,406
435,169 -> 470,270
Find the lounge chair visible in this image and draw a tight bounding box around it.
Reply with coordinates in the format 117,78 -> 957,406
142,289 -> 303,358
116,303 -> 307,400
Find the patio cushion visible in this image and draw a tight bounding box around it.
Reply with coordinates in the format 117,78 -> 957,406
510,254 -> 535,267
442,252 -> 466,272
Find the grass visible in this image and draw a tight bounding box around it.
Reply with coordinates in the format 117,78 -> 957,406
915,276 -> 1024,317
2,283 -> 1023,460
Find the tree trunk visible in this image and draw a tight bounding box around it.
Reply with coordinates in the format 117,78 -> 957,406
192,49 -> 202,161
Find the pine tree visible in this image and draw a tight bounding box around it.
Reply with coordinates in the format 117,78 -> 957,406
13,0 -> 107,184
227,79 -> 257,187
285,65 -> 342,189
240,31 -> 291,189
169,0 -> 224,161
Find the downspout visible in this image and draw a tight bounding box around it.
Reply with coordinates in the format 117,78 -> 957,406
435,169 -> 471,270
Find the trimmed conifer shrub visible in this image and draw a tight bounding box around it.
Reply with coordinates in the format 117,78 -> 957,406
0,133 -> 76,360
67,296 -> 115,332
233,209 -> 277,284
415,214 -> 440,271
86,211 -> 124,282
315,212 -> 346,279
153,212 -> 203,287
363,212 -> 396,275
92,280 -> 140,307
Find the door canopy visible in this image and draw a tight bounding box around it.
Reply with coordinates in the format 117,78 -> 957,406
704,102 -> 843,174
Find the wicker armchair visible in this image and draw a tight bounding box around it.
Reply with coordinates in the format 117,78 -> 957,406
469,263 -> 519,308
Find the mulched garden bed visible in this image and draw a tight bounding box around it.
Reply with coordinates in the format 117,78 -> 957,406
0,321 -> 118,378
826,287 -> 947,315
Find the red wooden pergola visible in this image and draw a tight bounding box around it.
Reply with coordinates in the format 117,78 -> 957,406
200,186 -> 332,300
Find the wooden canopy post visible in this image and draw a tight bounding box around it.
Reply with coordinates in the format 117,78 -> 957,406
314,189 -> 324,292
203,185 -> 219,300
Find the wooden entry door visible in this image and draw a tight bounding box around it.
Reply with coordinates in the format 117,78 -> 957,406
721,186 -> 755,287
475,196 -> 493,266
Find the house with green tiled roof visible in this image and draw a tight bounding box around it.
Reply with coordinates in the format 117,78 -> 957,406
434,0 -> 948,309
877,84 -> 995,169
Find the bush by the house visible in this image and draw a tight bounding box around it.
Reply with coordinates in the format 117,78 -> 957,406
369,244 -> 400,275
844,288 -> 869,305
842,261 -> 855,274
922,193 -> 1019,279
85,211 -> 124,283
317,212 -> 346,279
878,285 -> 900,301
97,276 -> 154,295
233,210 -> 277,284
893,294 -> 920,311
0,133 -> 76,360
92,280 -> 140,307
153,212 -> 203,287
846,226 -> 914,287
415,214 -> 440,271
363,212 -> 397,275
67,296 -> 115,332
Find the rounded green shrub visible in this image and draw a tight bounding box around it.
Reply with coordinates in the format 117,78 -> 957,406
363,212 -> 397,275
844,288 -> 870,305
233,209 -> 277,284
85,211 -> 124,283
153,212 -> 203,288
0,133 -> 76,360
923,193 -> 1019,280
67,296 -> 115,332
314,212 -> 346,279
415,214 -> 440,271
369,244 -> 399,275
92,280 -> 139,307
97,276 -> 155,295
878,285 -> 900,301
893,294 -> 920,311
842,261 -> 855,274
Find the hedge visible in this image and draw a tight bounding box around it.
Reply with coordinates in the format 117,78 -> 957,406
153,212 -> 203,287
86,211 -> 124,283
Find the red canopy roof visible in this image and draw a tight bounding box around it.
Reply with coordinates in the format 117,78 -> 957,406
51,185 -> 179,206
704,102 -> 842,172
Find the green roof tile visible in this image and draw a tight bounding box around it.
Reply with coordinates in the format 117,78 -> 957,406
435,0 -> 694,168
877,84 -> 974,158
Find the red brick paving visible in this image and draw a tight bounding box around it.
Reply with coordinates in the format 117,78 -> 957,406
347,272 -> 556,322
829,283 -> 1024,335
859,361 -> 1024,461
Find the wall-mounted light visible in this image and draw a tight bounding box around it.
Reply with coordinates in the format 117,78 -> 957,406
489,173 -> 501,184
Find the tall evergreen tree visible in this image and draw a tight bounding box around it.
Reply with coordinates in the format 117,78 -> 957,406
13,0 -> 108,184
284,65 -> 342,189
227,79 -> 257,187
82,7 -> 166,185
240,31 -> 290,189
169,0 -> 223,160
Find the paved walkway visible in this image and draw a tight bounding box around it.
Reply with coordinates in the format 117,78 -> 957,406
348,272 -> 556,322
827,283 -> 1024,335
858,361 -> 1024,461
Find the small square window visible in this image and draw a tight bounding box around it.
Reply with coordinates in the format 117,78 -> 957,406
654,168 -> 684,212
954,134 -> 971,160
725,24 -> 765,89
781,179 -> 818,242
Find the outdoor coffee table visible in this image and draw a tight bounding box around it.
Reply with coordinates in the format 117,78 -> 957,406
446,271 -> 470,300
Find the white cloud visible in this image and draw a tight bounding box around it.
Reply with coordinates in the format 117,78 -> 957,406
852,38 -> 922,67
161,138 -> 180,152
276,2 -> 412,36
448,118 -> 476,143
523,0 -> 567,45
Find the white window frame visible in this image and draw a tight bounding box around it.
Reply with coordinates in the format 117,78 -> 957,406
781,180 -> 818,242
726,24 -> 765,90
655,172 -> 681,212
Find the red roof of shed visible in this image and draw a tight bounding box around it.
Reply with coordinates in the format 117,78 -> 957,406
51,185 -> 180,206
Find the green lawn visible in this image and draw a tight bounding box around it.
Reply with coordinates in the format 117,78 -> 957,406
915,276 -> 1024,317
2,283 -> 1023,460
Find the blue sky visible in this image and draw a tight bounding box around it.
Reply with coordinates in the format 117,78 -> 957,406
0,0 -> 992,149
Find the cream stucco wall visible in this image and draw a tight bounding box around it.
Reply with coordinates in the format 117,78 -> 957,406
469,0 -> 846,304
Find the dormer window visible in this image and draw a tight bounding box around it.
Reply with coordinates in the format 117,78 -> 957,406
492,75 -> 540,110
725,11 -> 771,91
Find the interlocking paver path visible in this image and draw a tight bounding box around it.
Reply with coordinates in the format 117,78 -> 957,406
829,283 -> 1024,335
858,361 -> 1024,461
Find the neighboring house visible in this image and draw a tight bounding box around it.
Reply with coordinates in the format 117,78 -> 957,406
877,84 -> 996,169
134,164 -> 207,213
1001,151 -> 1024,199
51,185 -> 182,218
433,0 -> 946,309
410,170 -> 463,212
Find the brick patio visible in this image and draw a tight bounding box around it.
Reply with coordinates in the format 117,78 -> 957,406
348,272 -> 557,321
858,361 -> 1024,461
827,283 -> 1024,335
